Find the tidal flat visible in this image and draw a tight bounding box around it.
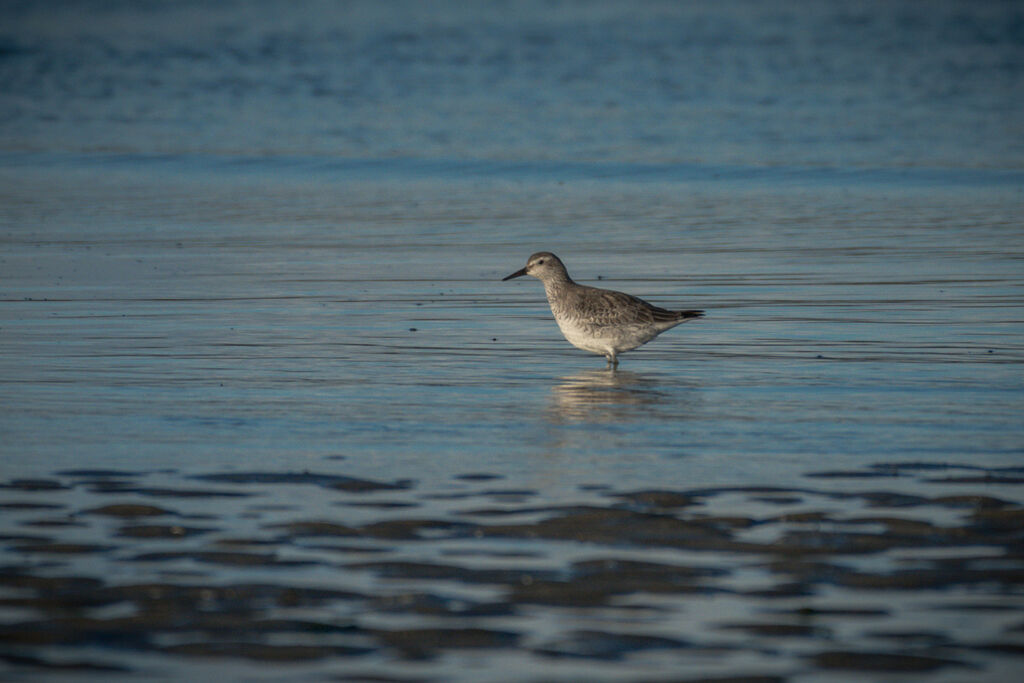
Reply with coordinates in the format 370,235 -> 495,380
1,463 -> 1023,681
2,1 -> 1023,679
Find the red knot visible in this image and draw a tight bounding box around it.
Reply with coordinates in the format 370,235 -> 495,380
503,252 -> 703,368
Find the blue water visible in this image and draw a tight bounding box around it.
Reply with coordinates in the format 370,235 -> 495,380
1,1 -> 1023,681
2,0 -> 1022,167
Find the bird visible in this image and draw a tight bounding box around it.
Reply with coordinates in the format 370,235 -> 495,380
502,252 -> 703,368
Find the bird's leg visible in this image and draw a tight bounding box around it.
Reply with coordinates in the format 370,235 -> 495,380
605,353 -> 618,370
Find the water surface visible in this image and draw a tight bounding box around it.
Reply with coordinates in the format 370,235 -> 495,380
2,1 -> 1023,681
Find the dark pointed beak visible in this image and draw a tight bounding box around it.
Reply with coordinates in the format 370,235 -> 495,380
502,267 -> 528,281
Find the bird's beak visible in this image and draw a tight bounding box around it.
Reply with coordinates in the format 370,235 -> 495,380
502,267 -> 528,281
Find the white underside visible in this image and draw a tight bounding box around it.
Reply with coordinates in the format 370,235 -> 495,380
555,317 -> 667,357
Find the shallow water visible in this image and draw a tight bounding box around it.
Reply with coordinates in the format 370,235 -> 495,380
2,1 -> 1024,681
3,158 -> 1022,682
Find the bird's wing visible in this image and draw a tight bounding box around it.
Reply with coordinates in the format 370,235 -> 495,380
582,287 -> 683,326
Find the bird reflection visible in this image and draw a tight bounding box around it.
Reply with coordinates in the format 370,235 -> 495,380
548,369 -> 671,422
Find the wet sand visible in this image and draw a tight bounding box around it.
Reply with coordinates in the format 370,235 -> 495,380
2,160 -> 1022,680
2,166 -> 1022,680
2,464 -> 1022,681
2,3 -> 1022,676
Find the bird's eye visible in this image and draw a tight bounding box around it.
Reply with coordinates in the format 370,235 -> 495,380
537,259 -> 545,265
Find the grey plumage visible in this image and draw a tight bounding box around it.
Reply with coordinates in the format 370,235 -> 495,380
502,252 -> 703,367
